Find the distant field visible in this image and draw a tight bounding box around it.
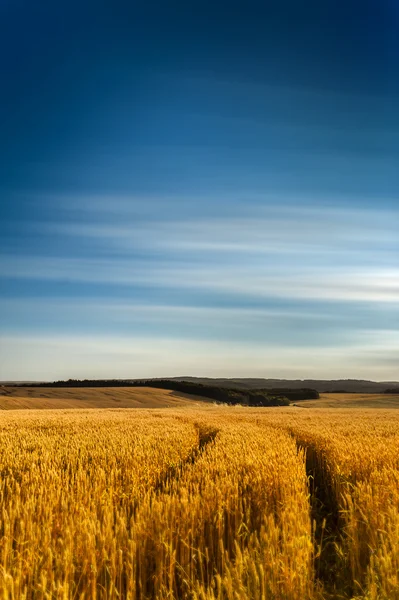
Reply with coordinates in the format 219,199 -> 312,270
0,386 -> 210,409
297,392 -> 399,408
2,387 -> 399,410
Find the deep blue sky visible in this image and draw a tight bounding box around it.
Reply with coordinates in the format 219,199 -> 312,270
1,1 -> 398,380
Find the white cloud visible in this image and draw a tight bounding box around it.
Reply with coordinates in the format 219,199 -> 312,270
1,255 -> 398,303
36,203 -> 398,255
2,198 -> 398,379
1,331 -> 398,381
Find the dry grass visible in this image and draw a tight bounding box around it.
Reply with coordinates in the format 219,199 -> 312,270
0,405 -> 399,599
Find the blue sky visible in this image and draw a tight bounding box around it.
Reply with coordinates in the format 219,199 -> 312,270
1,1 -> 398,381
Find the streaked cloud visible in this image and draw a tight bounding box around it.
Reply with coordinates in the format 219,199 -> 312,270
37,208 -> 398,256
1,196 -> 398,379
1,253 -> 398,303
1,330 -> 398,381
2,1 -> 399,381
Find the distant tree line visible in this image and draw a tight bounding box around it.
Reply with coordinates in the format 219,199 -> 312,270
20,379 -> 132,388
21,378 -> 319,406
384,388 -> 399,394
132,379 -> 293,406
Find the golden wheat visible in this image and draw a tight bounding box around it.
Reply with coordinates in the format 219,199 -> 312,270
0,406 -> 399,599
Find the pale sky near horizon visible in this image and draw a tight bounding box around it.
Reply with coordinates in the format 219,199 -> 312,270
1,1 -> 398,381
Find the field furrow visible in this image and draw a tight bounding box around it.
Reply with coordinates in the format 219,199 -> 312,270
131,419 -> 314,600
260,409 -> 399,599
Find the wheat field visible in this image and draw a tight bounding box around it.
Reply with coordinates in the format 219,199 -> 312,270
1,406 -> 399,599
0,387 -> 210,410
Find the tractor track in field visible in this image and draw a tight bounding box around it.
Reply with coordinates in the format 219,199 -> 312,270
136,425 -> 220,600
153,424 -> 219,494
294,436 -> 353,600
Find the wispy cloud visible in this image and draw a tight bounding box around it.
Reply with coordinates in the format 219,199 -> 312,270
2,1 -> 399,382
37,207 -> 398,256
1,330 -> 398,381
1,254 -> 398,303
3,200 -> 398,305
